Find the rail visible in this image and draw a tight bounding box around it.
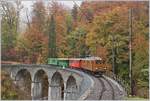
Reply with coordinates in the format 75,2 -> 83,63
98,78 -> 106,100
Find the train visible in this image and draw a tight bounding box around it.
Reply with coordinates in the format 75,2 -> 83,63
48,57 -> 112,75
1,57 -> 111,75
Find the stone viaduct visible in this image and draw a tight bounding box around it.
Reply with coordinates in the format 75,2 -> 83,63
2,64 -> 94,100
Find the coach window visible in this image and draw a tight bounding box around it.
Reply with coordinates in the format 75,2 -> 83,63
96,60 -> 101,64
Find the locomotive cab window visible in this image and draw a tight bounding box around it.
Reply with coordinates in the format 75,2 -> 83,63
96,60 -> 101,64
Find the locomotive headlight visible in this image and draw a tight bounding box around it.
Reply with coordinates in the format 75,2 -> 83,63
96,68 -> 98,70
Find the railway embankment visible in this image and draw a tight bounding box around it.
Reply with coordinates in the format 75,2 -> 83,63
84,74 -> 127,100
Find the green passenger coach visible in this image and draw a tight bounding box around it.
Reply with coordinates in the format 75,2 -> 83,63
58,58 -> 69,69
48,58 -> 69,69
48,58 -> 58,65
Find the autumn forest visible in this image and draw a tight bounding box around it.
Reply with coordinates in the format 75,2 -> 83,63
1,0 -> 149,99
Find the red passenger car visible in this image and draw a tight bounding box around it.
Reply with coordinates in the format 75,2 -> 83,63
69,58 -> 81,68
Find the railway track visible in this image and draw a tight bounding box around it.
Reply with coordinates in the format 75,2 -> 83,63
74,69 -> 116,100
98,76 -> 115,100
97,77 -> 106,100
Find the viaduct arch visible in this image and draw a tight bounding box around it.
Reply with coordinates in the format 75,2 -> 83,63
2,64 -> 83,100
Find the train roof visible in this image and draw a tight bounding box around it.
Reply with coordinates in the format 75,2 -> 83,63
48,58 -> 70,60
69,58 -> 82,60
48,57 -> 102,60
69,57 -> 102,60
82,57 -> 102,60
